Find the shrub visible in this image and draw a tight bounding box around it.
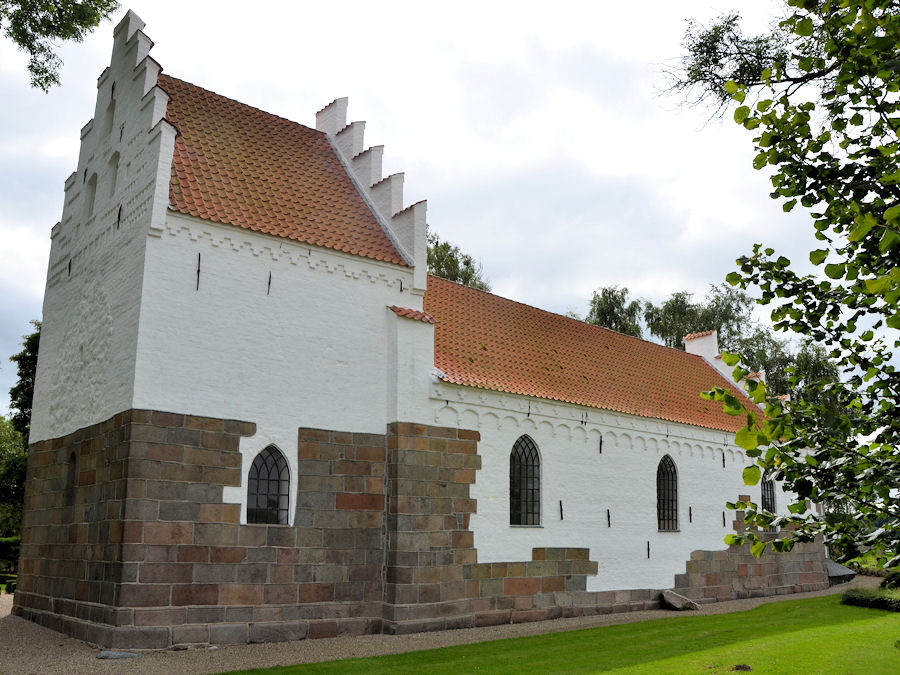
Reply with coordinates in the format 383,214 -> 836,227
880,571 -> 900,590
841,588 -> 900,612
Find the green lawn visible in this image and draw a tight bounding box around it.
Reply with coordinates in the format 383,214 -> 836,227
228,595 -> 900,674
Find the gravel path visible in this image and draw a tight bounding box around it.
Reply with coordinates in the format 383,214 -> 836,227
0,577 -> 880,675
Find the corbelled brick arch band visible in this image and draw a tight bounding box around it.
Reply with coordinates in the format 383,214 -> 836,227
13,411 -> 827,648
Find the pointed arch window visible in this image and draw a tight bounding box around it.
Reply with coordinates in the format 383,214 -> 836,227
247,445 -> 290,524
510,435 -> 540,526
761,471 -> 777,531
657,454 -> 678,531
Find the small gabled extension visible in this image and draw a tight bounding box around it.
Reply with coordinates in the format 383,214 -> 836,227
317,99 -> 427,293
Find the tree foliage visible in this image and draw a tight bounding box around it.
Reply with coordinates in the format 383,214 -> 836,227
9,320 -> 39,441
678,1 -> 900,565
0,416 -> 25,536
1,0 -> 119,91
426,229 -> 491,292
585,286 -> 643,337
644,284 -> 754,350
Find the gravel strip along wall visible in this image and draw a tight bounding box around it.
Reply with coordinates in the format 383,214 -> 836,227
13,410 -> 826,648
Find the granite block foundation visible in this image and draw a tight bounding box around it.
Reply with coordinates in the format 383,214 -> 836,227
14,411 -> 823,648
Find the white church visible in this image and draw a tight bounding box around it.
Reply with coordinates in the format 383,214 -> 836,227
14,11 -> 828,648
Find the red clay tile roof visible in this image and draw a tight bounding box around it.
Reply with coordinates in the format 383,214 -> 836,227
389,306 -> 435,324
424,276 -> 751,432
684,329 -> 716,341
158,74 -> 406,266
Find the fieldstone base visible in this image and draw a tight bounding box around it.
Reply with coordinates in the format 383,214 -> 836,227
14,412 -> 829,648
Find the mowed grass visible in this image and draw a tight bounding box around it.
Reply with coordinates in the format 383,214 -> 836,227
229,594 -> 900,674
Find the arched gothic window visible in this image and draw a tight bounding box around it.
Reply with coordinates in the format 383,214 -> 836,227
657,454 -> 678,531
761,471 -> 777,531
247,445 -> 290,524
509,435 -> 540,525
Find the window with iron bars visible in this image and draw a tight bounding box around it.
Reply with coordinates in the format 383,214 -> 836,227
510,435 -> 540,526
657,454 -> 678,531
248,445 -> 290,525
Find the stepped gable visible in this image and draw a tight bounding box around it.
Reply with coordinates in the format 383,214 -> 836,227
424,275 -> 751,432
158,74 -> 407,266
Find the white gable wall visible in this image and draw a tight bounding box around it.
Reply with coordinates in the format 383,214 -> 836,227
30,13 -> 177,443
432,382 -> 790,591
132,212 -> 428,522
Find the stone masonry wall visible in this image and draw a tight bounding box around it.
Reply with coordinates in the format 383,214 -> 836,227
383,423 -> 617,634
16,416 -> 824,649
15,412 -> 388,648
672,497 -> 829,603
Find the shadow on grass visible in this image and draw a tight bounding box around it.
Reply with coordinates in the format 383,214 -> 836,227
226,594 -> 895,675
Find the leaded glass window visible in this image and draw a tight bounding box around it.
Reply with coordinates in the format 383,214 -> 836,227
761,471 -> 777,532
247,445 -> 290,524
657,454 -> 678,531
510,435 -> 540,525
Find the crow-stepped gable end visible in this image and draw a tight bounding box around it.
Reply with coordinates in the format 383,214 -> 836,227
15,11 -> 828,649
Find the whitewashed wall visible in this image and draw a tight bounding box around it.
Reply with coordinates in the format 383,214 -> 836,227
432,382 -> 792,591
31,13 -> 175,443
133,212 -> 427,522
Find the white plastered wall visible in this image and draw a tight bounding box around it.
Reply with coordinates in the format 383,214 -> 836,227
132,213 -> 422,523
432,382 -> 794,591
30,12 -> 176,443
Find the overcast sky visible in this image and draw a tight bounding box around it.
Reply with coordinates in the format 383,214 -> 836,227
0,1 -> 817,416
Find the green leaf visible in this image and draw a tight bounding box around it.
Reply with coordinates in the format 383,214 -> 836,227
751,541 -> 767,558
724,534 -> 743,546
849,213 -> 877,241
866,276 -> 893,294
734,106 -> 751,123
824,263 -> 845,279
724,81 -> 738,95
795,18 -> 814,36
884,204 -> 900,223
880,228 -> 900,252
743,464 -> 761,486
788,502 -> 807,514
721,351 -> 741,367
783,199 -> 798,212
725,271 -> 742,286
809,249 -> 828,265
735,426 -> 759,451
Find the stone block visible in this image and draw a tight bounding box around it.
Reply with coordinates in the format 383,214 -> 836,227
504,577 -> 541,596
308,620 -> 338,639
661,589 -> 701,611
220,584 -> 262,605
118,584 -> 171,607
250,621 -> 306,643
209,623 -> 249,644
172,624 -> 210,645
172,584 -> 219,606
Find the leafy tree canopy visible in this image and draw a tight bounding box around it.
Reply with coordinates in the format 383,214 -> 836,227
645,284 -> 755,350
585,286 -> 643,338
0,416 -> 25,536
1,0 -> 119,90
426,229 -> 491,292
676,0 -> 900,565
9,320 -> 39,441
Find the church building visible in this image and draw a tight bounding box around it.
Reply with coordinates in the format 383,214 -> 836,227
14,12 -> 828,649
